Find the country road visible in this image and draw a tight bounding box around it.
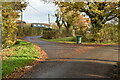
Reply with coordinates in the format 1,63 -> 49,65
21,36 -> 119,78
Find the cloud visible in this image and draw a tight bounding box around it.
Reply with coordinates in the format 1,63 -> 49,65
22,0 -> 56,23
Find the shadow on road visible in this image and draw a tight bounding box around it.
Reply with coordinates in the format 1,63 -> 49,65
45,58 -> 118,63
21,58 -> 117,78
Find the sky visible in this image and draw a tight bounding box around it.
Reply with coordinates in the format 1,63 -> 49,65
19,0 -> 56,23
17,0 -> 118,25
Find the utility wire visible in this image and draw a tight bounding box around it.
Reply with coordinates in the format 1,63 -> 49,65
27,3 -> 41,23
24,1 -> 40,13
27,4 -> 40,13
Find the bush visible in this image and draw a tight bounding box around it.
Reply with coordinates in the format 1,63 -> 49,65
42,29 -> 61,39
95,24 -> 118,43
84,24 -> 119,43
42,23 -> 118,44
2,11 -> 17,48
42,29 -> 75,39
16,24 -> 43,37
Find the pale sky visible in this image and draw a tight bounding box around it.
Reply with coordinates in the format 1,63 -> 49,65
19,0 -> 56,23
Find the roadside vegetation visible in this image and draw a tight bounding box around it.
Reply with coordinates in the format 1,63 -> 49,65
39,36 -> 117,44
0,2 -> 43,78
41,23 -> 118,44
2,2 -> 27,48
17,23 -> 43,37
1,40 -> 40,78
42,2 -> 119,44
1,2 -> 43,78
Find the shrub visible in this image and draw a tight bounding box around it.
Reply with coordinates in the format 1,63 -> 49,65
94,24 -> 118,43
84,24 -> 118,43
42,29 -> 61,39
42,29 -> 75,39
16,24 -> 43,37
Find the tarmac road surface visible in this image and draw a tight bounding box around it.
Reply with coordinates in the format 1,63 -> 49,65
21,36 -> 119,78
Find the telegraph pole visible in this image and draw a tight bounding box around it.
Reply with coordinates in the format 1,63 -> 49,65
21,10 -> 23,25
48,13 -> 50,25
20,9 -> 23,31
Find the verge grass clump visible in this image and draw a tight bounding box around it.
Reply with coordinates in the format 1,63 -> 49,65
2,40 -> 40,78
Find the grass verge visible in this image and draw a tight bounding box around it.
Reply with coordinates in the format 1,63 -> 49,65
39,37 -> 76,43
39,37 -> 117,44
1,39 -> 40,78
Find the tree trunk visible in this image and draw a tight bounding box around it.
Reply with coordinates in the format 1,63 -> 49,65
66,28 -> 70,37
71,29 -> 75,37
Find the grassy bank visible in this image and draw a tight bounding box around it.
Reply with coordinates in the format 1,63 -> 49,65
1,40 -> 41,78
39,37 -> 117,44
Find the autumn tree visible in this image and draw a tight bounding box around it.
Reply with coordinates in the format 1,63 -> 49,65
74,14 -> 90,30
78,2 -> 119,42
54,2 -> 119,40
78,2 -> 119,33
54,2 -> 85,36
57,2 -> 119,29
2,2 -> 27,48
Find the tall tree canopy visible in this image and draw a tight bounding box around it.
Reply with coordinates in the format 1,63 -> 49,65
79,2 -> 119,31
54,2 -> 85,31
54,2 -> 119,31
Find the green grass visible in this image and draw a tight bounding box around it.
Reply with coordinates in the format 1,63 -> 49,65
39,37 -> 76,43
2,40 -> 40,78
39,37 -> 118,44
